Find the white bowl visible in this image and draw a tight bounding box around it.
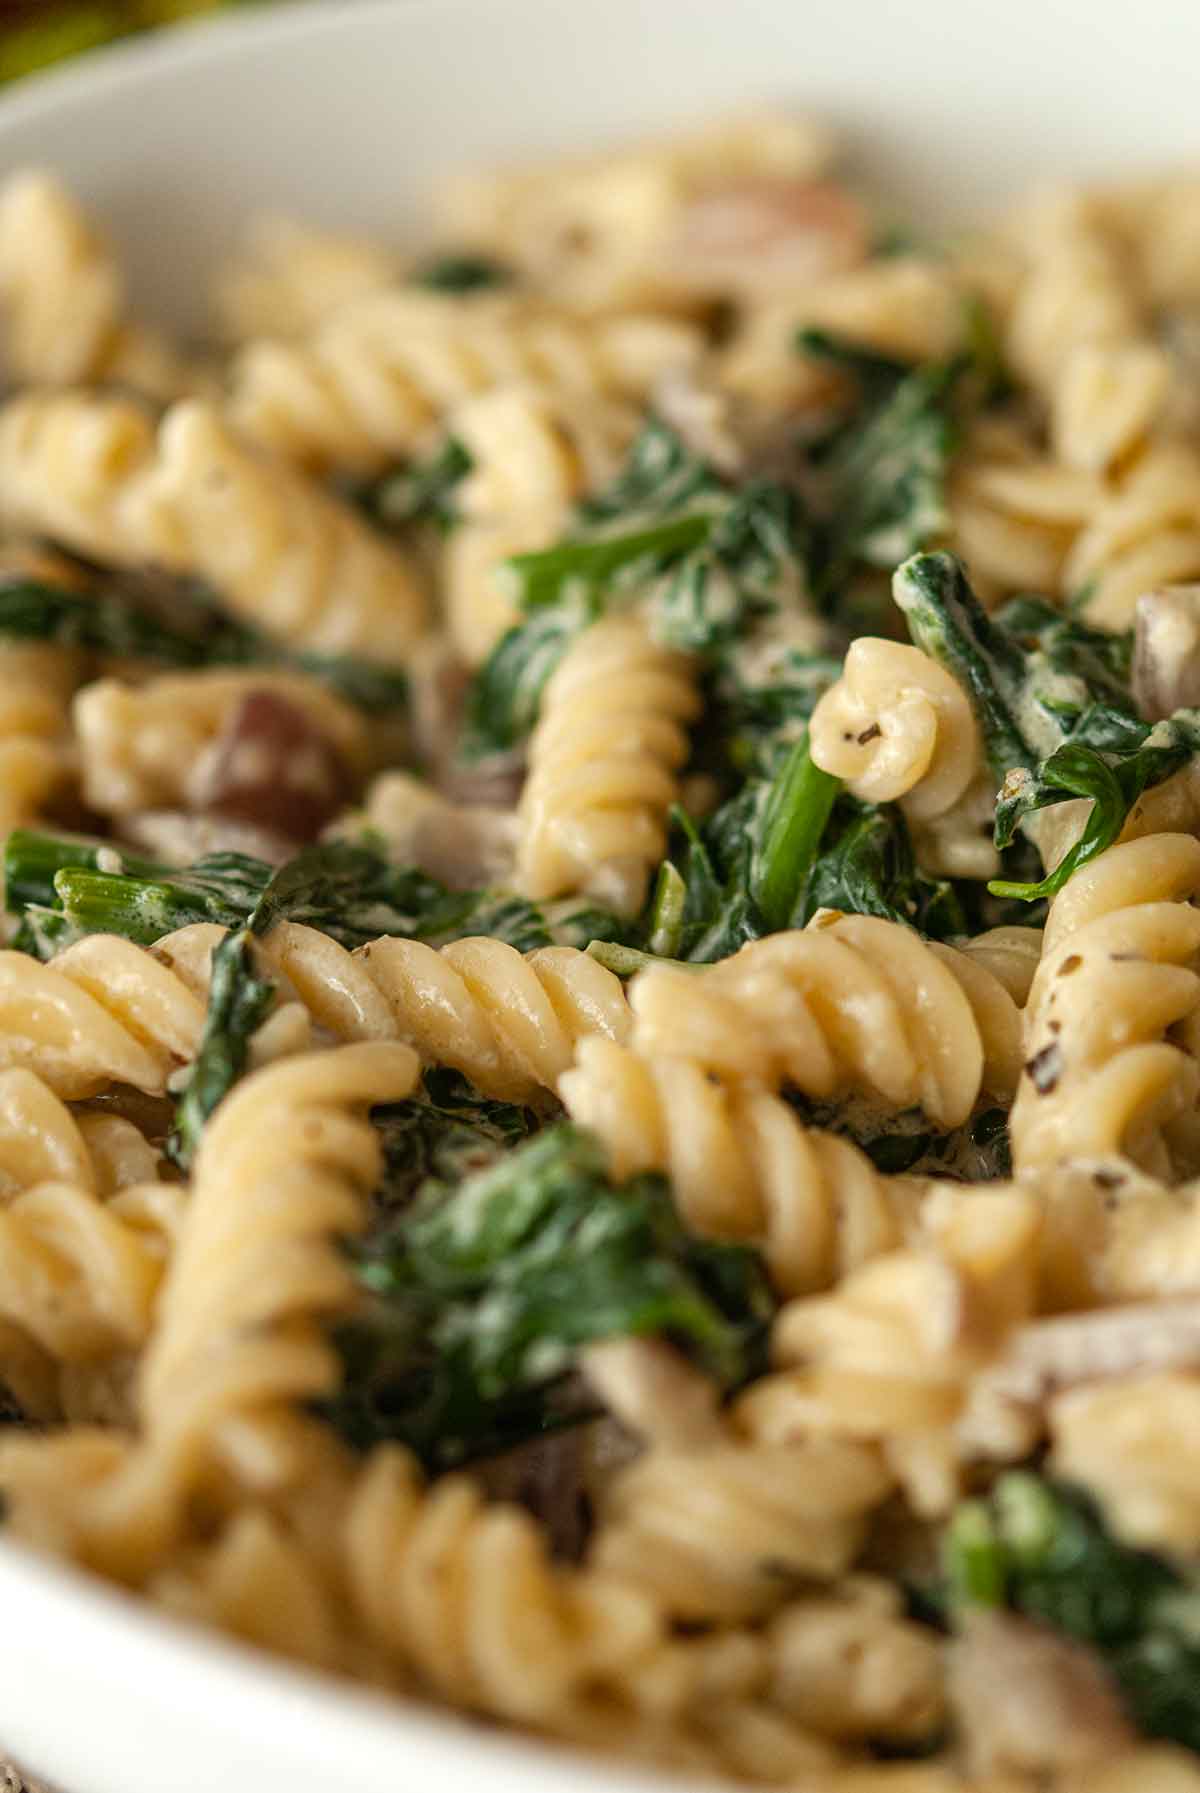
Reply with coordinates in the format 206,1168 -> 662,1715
0,1 -> 1199,1788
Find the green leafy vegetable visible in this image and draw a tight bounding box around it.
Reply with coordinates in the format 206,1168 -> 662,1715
371,1069 -> 539,1213
410,252 -> 514,293
800,798 -> 965,937
5,831 -> 272,959
7,834 -> 627,962
326,1123 -> 773,1468
461,419 -> 809,756
799,332 -> 965,607
657,733 -> 840,963
359,436 -> 473,533
0,575 -> 408,716
894,550 -> 1200,902
946,1473 -> 1200,1754
167,927 -> 275,1169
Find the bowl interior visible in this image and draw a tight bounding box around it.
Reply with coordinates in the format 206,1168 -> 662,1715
0,2 -> 1198,1789
0,0 -> 1195,333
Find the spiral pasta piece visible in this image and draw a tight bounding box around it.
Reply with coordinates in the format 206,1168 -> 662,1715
739,1187 -> 1042,1514
0,935 -> 208,1098
0,1067 -> 96,1195
443,383 -> 637,665
341,1444 -> 661,1721
945,411 -> 1103,605
626,912 -> 1020,1126
1051,1371 -> 1200,1554
73,668 -> 370,819
0,556 -> 86,834
0,169 -> 198,399
1005,189 -> 1169,472
590,1433 -> 892,1624
560,1040 -> 925,1294
809,638 -> 985,825
0,1179 -> 166,1363
722,259 -> 970,415
1063,439 -> 1200,628
517,614 -> 701,916
228,289 -> 700,474
352,933 -> 631,1102
215,214 -> 400,344
0,393 -> 429,667
150,1502 -> 350,1672
1011,833 -> 1200,1177
139,1042 -> 420,1500
152,920 -> 631,1104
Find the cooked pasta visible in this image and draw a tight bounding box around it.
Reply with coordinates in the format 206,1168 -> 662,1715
0,935 -> 207,1097
9,110 -> 1200,1790
1011,833 -> 1200,1176
0,169 -> 198,399
228,289 -> 701,474
138,1043 -> 421,1500
517,613 -> 701,915
443,382 -> 638,664
809,638 -> 986,823
437,108 -> 846,312
153,919 -> 631,1102
214,215 -> 401,344
351,935 -> 631,1101
561,1041 -> 926,1293
0,393 -> 430,665
626,913 -> 1021,1124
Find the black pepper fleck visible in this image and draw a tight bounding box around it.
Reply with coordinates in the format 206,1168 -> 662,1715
1025,1041 -> 1064,1094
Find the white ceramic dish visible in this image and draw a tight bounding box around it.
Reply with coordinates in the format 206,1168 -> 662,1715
0,0 -> 1199,1787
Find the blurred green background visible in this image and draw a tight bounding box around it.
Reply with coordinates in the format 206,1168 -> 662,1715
0,1 -> 280,84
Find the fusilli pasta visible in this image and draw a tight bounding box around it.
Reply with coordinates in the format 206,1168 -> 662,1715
228,291 -> 701,474
517,613 -> 701,915
0,393 -> 430,666
1011,833 -> 1200,1176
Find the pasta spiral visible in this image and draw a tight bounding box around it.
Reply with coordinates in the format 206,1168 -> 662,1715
139,1043 -> 420,1500
1063,440 -> 1200,628
739,1187 -> 1042,1514
154,920 -> 631,1104
437,109 -> 841,311
215,214 -> 399,344
349,933 -> 632,1102
340,1444 -> 661,1721
228,289 -> 701,474
560,1040 -> 925,1294
1051,1371 -> 1200,1554
516,613 -> 702,916
0,636 -> 83,840
1005,189 -> 1169,472
0,394 -> 430,667
0,1180 -> 166,1363
944,412 -> 1103,605
0,169 -> 197,400
625,912 -> 1022,1126
443,382 -> 638,665
809,637 -> 985,824
1011,833 -> 1200,1177
591,1431 -> 893,1623
0,934 -> 208,1098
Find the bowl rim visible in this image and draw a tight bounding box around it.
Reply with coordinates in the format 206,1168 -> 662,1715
0,0 -> 558,134
0,1480 -> 671,1793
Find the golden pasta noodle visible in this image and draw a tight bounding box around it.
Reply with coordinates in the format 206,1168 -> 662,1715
517,612 -> 702,915
5,113 -> 1200,1788
228,290 -> 700,474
